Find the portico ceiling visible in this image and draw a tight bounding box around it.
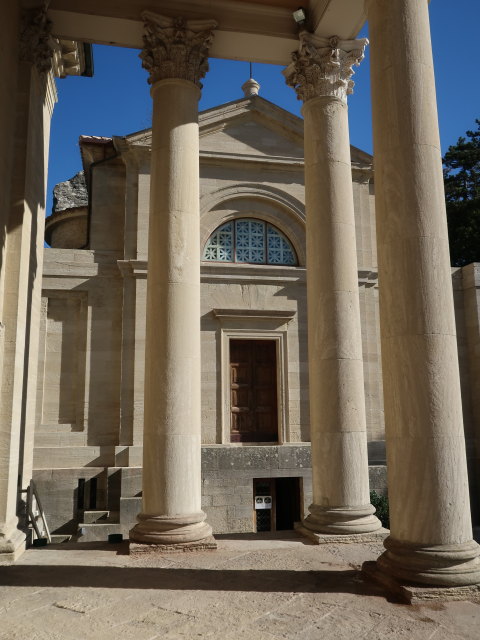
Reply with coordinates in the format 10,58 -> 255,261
44,0 -> 366,65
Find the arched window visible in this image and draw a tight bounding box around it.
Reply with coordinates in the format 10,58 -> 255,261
203,219 -> 297,266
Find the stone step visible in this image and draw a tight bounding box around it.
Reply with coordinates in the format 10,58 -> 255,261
77,522 -> 127,543
82,510 -> 110,524
50,534 -> 72,543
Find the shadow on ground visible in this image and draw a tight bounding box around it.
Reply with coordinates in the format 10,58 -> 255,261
0,564 -> 386,597
215,531 -> 314,544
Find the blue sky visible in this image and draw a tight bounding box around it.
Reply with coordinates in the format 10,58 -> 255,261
47,1 -> 479,213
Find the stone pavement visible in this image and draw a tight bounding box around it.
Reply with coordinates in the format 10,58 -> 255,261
0,532 -> 479,639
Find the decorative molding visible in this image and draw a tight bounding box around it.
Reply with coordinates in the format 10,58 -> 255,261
199,150 -> 304,169
352,166 -> 373,183
20,8 -> 86,80
213,309 -> 296,323
52,39 -> 86,78
201,263 -> 306,285
140,12 -> 217,87
200,183 -> 306,221
19,7 -> 56,74
283,32 -> 368,103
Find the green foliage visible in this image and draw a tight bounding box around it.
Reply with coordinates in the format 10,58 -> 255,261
370,490 -> 389,529
443,119 -> 480,266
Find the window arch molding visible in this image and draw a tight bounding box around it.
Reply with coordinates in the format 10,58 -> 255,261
200,187 -> 306,266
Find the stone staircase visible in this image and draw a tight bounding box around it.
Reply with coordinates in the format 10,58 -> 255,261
75,468 -> 142,542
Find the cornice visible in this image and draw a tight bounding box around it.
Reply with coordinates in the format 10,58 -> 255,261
199,151 -> 304,170
113,259 -> 377,288
212,309 -> 296,321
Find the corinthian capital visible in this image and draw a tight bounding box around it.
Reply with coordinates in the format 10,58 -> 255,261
283,32 -> 368,103
19,7 -> 57,75
140,12 -> 217,88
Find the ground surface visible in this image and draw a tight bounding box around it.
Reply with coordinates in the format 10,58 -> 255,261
0,532 -> 479,639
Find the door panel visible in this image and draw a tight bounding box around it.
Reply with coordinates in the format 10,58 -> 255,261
230,339 -> 277,442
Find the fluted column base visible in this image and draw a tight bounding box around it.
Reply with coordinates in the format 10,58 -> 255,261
374,536 -> 480,587
129,511 -> 216,552
302,503 -> 382,536
363,537 -> 480,603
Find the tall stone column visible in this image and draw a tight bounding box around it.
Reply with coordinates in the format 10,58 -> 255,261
365,0 -> 480,590
129,13 -> 217,550
284,34 -> 381,538
0,7 -> 57,562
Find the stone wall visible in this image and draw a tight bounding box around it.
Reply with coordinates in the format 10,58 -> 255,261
32,445 -> 388,537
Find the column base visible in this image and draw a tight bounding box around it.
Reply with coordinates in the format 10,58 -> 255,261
361,536 -> 480,599
0,526 -> 27,564
129,511 -> 215,550
302,503 -> 383,535
295,521 -> 388,544
362,560 -> 480,604
130,536 -> 217,555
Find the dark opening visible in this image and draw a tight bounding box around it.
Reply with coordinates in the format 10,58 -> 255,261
77,478 -> 85,509
253,477 -> 301,532
275,477 -> 301,531
89,477 -> 97,509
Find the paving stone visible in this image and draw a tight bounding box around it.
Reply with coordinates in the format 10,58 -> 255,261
0,536 -> 478,639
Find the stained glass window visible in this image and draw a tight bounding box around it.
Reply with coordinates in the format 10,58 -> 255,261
203,219 -> 297,266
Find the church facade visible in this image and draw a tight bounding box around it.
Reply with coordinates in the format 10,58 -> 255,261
35,90 -> 480,541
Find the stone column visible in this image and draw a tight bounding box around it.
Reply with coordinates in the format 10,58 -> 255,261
129,13 -> 217,550
0,7 -> 57,562
365,0 -> 480,589
284,34 -> 381,538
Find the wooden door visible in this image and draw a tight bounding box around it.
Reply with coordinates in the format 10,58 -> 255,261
230,339 -> 278,442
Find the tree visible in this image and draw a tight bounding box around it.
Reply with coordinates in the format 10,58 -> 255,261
443,120 -> 480,267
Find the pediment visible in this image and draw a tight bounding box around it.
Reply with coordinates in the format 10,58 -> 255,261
123,96 -> 372,167
199,96 -> 304,160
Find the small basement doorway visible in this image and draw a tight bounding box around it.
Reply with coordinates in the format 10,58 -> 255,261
230,339 -> 278,443
254,477 -> 302,532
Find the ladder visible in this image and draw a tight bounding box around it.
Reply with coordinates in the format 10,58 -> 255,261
25,479 -> 51,544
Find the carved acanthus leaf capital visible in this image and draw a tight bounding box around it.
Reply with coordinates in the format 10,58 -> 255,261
283,33 -> 368,103
140,12 -> 217,88
19,7 -> 58,75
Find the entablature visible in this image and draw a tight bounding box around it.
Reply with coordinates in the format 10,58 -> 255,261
47,0 -> 366,66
